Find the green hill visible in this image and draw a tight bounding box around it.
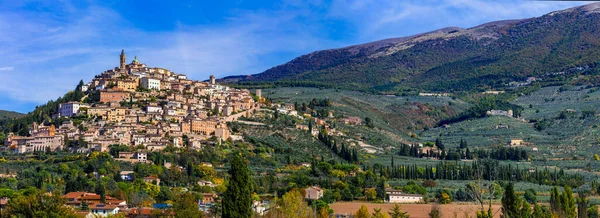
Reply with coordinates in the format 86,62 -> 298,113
0,110 -> 24,121
224,3 -> 600,93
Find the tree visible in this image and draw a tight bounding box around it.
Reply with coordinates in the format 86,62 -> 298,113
173,192 -> 204,218
501,183 -> 520,218
364,188 -> 377,202
365,117 -> 374,128
563,186 -> 576,218
588,205 -> 599,218
80,200 -> 89,211
477,203 -> 494,218
428,204 -> 442,218
96,181 -> 106,204
7,191 -> 78,218
524,189 -> 537,204
578,195 -> 589,218
388,204 -> 410,218
372,207 -> 390,218
532,204 -> 552,218
222,155 -> 253,218
355,205 -> 370,218
278,189 -> 313,218
376,179 -> 386,201
459,138 -> 468,149
435,138 -> 445,150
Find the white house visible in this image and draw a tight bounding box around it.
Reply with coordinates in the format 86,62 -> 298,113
140,77 -> 161,90
90,204 -> 119,217
59,102 -> 88,117
146,105 -> 163,114
386,189 -> 423,203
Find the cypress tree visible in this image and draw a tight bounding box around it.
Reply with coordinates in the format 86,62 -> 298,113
222,155 -> 253,218
501,183 -> 520,218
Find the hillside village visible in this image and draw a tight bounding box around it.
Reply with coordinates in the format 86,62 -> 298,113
2,50 -> 260,154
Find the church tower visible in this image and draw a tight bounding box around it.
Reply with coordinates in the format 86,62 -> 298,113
120,49 -> 126,69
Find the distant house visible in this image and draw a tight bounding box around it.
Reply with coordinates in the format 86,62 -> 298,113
386,189 -> 423,203
304,186 -> 323,200
0,197 -> 7,210
120,171 -> 134,181
201,193 -> 218,204
90,204 -> 119,217
197,180 -> 217,188
143,176 -> 160,185
509,139 -> 524,146
487,110 -> 513,117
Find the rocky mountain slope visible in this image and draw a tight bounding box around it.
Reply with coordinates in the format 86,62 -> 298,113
223,3 -> 600,93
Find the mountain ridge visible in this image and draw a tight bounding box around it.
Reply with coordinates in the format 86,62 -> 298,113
221,2 -> 600,93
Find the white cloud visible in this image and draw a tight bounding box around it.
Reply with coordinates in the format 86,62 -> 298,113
0,67 -> 13,71
328,0 -> 590,41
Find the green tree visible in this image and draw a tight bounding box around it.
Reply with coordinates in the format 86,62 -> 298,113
388,204 -> 410,218
532,204 -> 552,218
96,181 -> 106,204
365,117 -> 374,128
578,194 -> 589,218
278,190 -> 313,218
588,205 -> 599,218
501,183 -> 520,218
477,204 -> 494,218
435,138 -> 445,150
173,192 -> 204,218
562,186 -> 576,218
520,201 -> 532,218
376,179 -> 386,201
459,138 -> 468,149
222,155 -> 253,218
524,189 -> 537,204
355,205 -> 370,218
372,207 -> 390,218
7,191 -> 78,218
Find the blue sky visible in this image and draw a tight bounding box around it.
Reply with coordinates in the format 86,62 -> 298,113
0,0 -> 591,113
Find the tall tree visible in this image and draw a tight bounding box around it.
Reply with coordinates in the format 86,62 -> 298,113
376,179 -> 386,201
501,183 -> 521,218
435,138 -> 445,150
562,186 -> 576,218
222,155 -> 253,218
578,195 -> 589,218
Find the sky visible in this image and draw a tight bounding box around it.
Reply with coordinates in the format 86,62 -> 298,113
0,0 -> 593,113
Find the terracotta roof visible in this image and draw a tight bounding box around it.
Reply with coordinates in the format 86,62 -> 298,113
63,192 -> 87,199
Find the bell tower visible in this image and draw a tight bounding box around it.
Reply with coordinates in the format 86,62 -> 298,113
120,49 -> 126,69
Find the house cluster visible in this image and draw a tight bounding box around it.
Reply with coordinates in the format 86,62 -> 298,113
3,50 -> 261,154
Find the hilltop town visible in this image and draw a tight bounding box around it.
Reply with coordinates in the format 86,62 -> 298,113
3,50 -> 260,155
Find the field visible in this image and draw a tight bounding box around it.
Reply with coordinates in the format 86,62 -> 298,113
330,202 -> 503,218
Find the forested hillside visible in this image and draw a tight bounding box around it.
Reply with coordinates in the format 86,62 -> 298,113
225,3 -> 600,93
